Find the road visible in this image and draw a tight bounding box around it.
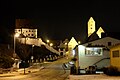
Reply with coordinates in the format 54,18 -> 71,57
0,57 -> 70,80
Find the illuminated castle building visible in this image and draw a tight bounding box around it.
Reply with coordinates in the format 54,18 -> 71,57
14,19 -> 45,46
15,19 -> 37,38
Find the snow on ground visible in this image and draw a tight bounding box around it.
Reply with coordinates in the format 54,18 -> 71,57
69,74 -> 120,80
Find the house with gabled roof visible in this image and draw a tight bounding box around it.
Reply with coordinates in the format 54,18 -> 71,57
72,17 -> 120,73
73,36 -> 120,71
110,43 -> 120,71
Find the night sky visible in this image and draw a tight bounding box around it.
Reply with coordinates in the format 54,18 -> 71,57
0,0 -> 120,43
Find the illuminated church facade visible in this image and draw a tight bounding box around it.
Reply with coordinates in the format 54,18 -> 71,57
87,17 -> 105,41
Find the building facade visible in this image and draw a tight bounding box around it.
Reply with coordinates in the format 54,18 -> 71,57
87,17 -> 105,38
110,44 -> 120,71
15,28 -> 37,38
74,37 -> 120,70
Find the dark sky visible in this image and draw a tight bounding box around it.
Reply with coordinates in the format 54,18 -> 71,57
0,0 -> 120,42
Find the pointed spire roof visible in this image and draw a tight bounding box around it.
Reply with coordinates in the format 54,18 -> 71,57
97,27 -> 104,33
97,27 -> 105,38
88,17 -> 94,22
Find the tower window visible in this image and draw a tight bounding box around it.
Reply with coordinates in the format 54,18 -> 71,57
31,34 -> 34,36
108,42 -> 112,46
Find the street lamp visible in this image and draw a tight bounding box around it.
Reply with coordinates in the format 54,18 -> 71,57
49,43 -> 53,60
31,44 -> 34,65
47,40 -> 49,45
16,33 -> 27,74
13,33 -> 20,59
78,41 -> 81,44
50,43 -> 53,47
14,33 -> 27,74
13,33 -> 19,69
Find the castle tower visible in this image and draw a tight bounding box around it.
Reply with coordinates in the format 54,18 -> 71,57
88,17 -> 96,37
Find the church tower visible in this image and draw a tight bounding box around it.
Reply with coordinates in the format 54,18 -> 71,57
97,27 -> 105,38
88,17 -> 96,37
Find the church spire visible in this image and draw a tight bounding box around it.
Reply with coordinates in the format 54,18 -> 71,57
97,27 -> 105,38
88,17 -> 96,37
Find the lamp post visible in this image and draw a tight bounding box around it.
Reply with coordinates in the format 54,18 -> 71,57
31,44 -> 34,65
50,43 -> 53,60
15,33 -> 27,74
23,35 -> 27,75
13,33 -> 19,59
46,40 -> 50,60
13,33 -> 19,69
18,33 -> 27,75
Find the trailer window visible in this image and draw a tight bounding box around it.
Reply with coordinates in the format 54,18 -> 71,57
85,47 -> 103,56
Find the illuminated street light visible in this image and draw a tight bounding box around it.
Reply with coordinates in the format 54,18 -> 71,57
78,41 -> 81,44
50,43 -> 53,47
13,33 -> 19,69
49,43 -> 53,61
31,44 -> 34,65
65,42 -> 67,45
46,40 -> 50,45
15,33 -> 27,74
13,33 -> 20,59
47,40 -> 49,43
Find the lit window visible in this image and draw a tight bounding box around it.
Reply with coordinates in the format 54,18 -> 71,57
85,47 -> 103,56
